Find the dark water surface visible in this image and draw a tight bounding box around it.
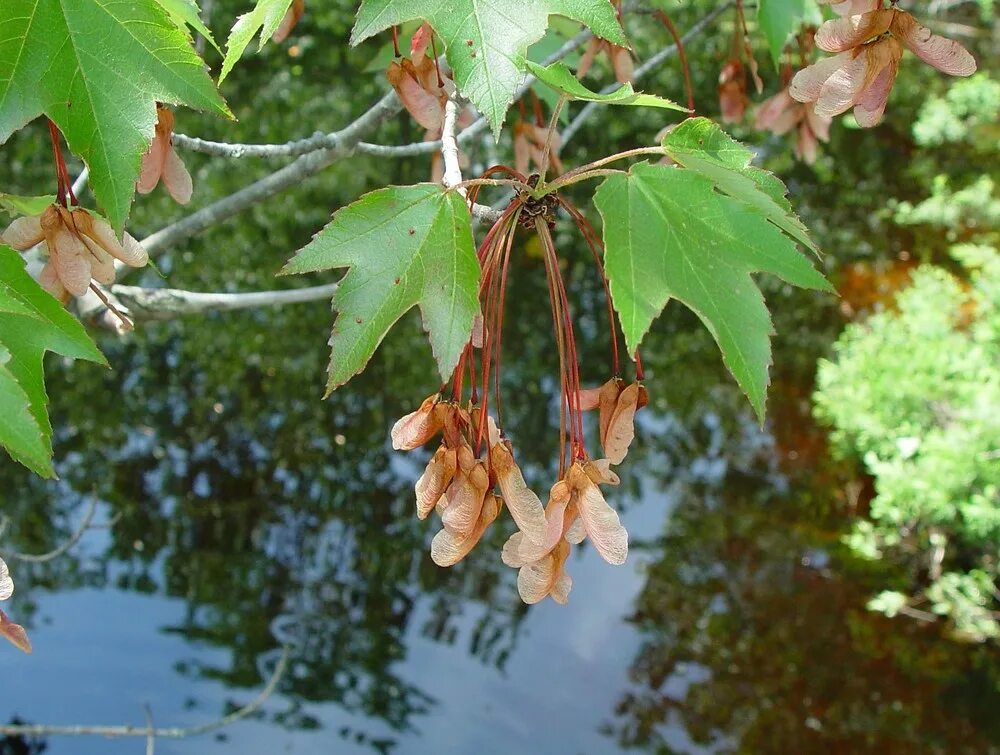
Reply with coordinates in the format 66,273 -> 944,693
3,258 -> 1000,755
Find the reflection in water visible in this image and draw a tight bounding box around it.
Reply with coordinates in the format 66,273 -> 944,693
3,260 -> 1000,753
609,392 -> 1000,754
2,60 -> 1000,752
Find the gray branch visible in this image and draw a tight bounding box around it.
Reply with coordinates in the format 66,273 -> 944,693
109,282 -> 339,320
0,498 -> 98,564
171,25 -> 595,163
140,89 -> 403,254
0,647 -> 290,741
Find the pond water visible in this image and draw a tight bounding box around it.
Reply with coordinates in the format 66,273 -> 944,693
3,249 -> 1000,754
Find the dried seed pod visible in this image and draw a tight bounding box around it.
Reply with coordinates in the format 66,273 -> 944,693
137,106 -> 193,204
272,0 -> 304,43
391,395 -> 443,450
440,445 -> 489,537
501,480 -> 571,565
0,558 -> 12,602
489,440 -> 547,545
415,445 -> 457,519
0,609 -> 31,654
567,462 -> 628,565
585,459 -> 620,486
598,377 -> 624,449
431,493 -> 501,566
604,383 -> 640,464
0,214 -> 44,250
517,540 -> 571,604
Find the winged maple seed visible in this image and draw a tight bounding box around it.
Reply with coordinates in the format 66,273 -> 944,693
756,86 -> 832,164
385,157 -> 648,606
790,1 -> 976,127
577,37 -> 635,84
1,204 -> 148,302
393,376 -> 645,604
718,60 -> 750,124
386,25 -> 474,181
0,557 -> 32,654
137,105 -> 193,204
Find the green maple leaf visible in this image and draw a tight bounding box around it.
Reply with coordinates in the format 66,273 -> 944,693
0,0 -> 230,233
662,117 -> 818,253
0,194 -> 56,218
757,0 -> 821,66
218,0 -> 295,83
594,163 -> 833,421
281,184 -> 479,395
0,245 -> 105,477
350,0 -> 629,137
155,0 -> 222,54
525,61 -> 687,111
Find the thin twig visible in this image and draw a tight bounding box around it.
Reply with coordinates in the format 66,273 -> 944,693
0,647 -> 291,740
172,25 -> 597,163
109,282 -> 339,320
2,498 -> 98,564
143,704 -> 155,755
71,167 -> 89,199
440,90 -> 466,192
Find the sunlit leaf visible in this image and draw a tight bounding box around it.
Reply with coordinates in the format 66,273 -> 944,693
282,184 -> 479,393
155,0 -> 222,53
219,0 -> 295,82
0,245 -> 105,477
0,194 -> 57,218
661,117 -> 818,253
594,163 -> 833,421
350,0 -> 629,137
525,61 -> 686,111
0,0 -> 230,232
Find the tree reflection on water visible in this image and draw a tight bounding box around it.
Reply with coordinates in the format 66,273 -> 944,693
608,378 -> 1000,754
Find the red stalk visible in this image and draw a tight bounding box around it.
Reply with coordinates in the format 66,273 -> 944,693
655,11 -> 695,113
558,197 -> 621,376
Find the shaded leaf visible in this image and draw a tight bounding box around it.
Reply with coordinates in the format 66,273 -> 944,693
594,163 -> 832,421
0,346 -> 47,474
350,0 -> 628,137
0,245 -> 105,476
758,0 -> 821,66
282,185 -> 479,393
525,61 -> 686,111
0,0 -> 230,232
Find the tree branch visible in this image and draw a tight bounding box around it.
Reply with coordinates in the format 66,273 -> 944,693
0,497 -> 99,565
171,25 -> 596,163
140,90 -> 403,254
108,282 -> 338,320
75,23 -> 593,327
440,91 -> 466,192
0,647 -> 290,741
